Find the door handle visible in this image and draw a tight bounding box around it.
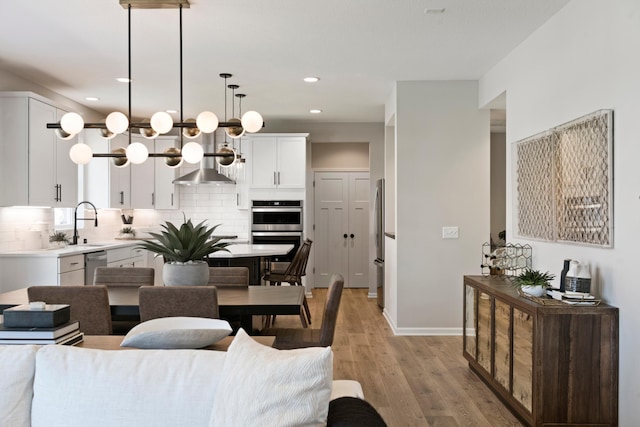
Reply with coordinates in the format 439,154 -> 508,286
152,192 -> 155,206
350,234 -> 355,239
343,234 -> 348,238
273,171 -> 277,185
120,191 -> 124,205
277,171 -> 280,185
171,193 -> 174,206
58,184 -> 62,202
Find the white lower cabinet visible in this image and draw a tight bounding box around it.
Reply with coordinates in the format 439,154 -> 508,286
58,254 -> 85,286
107,247 -> 147,268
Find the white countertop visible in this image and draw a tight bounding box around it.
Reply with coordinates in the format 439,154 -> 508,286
0,241 -> 287,259
209,244 -> 294,258
0,240 -> 140,258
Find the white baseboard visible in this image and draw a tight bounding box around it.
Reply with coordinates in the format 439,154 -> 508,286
382,311 -> 463,336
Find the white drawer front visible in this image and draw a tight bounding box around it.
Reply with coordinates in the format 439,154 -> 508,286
59,254 -> 84,273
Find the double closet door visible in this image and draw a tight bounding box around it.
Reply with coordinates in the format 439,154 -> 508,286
314,171 -> 369,288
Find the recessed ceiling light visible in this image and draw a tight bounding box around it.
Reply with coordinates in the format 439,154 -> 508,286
85,97 -> 100,101
424,8 -> 445,14
304,77 -> 320,83
116,77 -> 132,83
166,109 -> 178,114
310,109 -> 322,114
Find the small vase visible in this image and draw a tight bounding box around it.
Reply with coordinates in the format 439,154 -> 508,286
559,259 -> 571,292
163,261 -> 209,286
521,285 -> 546,297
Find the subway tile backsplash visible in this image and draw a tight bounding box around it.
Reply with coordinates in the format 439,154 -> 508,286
0,184 -> 249,252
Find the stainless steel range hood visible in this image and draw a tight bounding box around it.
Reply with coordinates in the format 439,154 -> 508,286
173,167 -> 234,185
173,132 -> 235,185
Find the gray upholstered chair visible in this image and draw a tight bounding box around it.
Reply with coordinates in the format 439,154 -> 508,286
208,267 -> 249,287
27,285 -> 112,335
138,286 -> 220,322
263,274 -> 344,349
262,239 -> 313,327
93,267 -> 155,288
93,267 -> 155,334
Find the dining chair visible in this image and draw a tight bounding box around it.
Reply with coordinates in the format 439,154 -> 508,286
138,286 -> 220,322
262,274 -> 344,350
93,267 -> 155,288
208,267 -> 249,287
93,267 -> 156,333
262,239 -> 313,327
27,285 -> 113,335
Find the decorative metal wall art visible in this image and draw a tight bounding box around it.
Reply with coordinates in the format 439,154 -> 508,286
515,110 -> 613,247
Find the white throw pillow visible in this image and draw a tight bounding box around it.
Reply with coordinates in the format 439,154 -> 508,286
32,345 -> 227,427
0,345 -> 38,427
210,329 -> 333,427
121,317 -> 232,349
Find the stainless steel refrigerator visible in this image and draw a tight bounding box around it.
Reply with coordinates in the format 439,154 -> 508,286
374,179 -> 385,308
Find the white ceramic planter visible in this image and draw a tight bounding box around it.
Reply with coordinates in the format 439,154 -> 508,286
521,285 -> 546,297
163,261 -> 209,286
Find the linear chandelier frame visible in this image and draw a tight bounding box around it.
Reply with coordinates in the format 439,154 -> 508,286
49,0 -> 263,163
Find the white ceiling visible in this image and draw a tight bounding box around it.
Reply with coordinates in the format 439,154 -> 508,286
0,0 -> 569,124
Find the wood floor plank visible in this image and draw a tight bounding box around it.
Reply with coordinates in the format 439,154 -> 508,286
270,288 -> 523,427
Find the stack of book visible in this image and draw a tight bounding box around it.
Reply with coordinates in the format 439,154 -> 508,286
0,303 -> 83,345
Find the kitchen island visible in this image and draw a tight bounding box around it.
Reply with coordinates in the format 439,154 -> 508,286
207,244 -> 294,285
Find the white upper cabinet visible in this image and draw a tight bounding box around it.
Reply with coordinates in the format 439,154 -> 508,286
250,134 -> 307,189
85,131 -> 131,209
0,92 -> 78,207
86,132 -> 179,210
130,136 -> 179,210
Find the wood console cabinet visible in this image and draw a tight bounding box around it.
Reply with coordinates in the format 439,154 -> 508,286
463,275 -> 618,427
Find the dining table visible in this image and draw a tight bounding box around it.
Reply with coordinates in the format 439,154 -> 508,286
0,285 -> 304,334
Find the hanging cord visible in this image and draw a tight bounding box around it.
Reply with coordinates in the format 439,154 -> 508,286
128,4 -> 132,147
179,3 -> 184,150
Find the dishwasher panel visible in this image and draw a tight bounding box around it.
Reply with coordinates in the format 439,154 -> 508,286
85,251 -> 107,286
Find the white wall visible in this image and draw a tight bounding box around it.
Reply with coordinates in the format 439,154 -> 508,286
479,0 -> 639,423
392,80 -> 490,333
490,132 -> 506,243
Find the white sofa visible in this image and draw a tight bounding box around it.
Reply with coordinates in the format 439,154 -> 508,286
0,334 -> 366,427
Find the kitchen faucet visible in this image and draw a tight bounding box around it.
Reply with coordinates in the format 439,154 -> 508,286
72,201 -> 98,245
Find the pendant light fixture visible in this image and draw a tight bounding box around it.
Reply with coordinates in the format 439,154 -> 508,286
217,75 -> 237,168
48,0 -> 263,168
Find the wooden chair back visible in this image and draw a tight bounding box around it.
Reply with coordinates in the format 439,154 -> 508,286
208,267 -> 249,287
94,267 -> 155,287
320,274 -> 344,346
138,286 -> 219,322
281,239 -> 313,283
27,285 -> 112,335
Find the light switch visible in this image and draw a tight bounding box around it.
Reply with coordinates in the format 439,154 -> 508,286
442,226 -> 459,239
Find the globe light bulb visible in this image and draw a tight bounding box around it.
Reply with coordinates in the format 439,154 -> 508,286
164,147 -> 183,168
241,111 -> 263,133
182,141 -> 204,164
126,142 -> 149,164
225,118 -> 245,139
196,111 -> 219,133
111,147 -> 129,168
150,112 -> 173,134
216,146 -> 236,167
106,112 -> 129,134
60,112 -> 84,135
182,118 -> 201,139
69,143 -> 93,165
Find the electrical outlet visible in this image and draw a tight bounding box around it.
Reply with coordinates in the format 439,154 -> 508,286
442,226 -> 459,239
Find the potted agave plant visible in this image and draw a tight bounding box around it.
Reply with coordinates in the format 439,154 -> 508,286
513,268 -> 555,297
136,216 -> 230,286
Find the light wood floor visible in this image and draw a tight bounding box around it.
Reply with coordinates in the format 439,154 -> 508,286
273,288 -> 524,427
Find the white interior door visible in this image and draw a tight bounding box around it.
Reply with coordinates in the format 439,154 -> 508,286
314,171 -> 370,288
348,172 -> 370,286
314,172 -> 349,287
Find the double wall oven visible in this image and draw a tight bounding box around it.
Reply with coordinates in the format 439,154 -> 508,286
251,200 -> 303,266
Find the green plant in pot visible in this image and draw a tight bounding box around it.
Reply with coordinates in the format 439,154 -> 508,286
119,227 -> 136,239
49,231 -> 70,248
513,268 -> 555,297
136,216 -> 231,286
